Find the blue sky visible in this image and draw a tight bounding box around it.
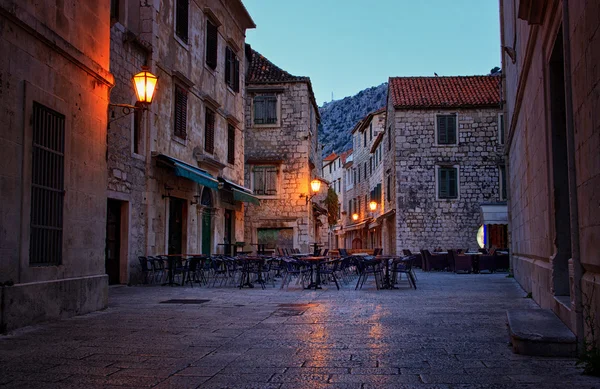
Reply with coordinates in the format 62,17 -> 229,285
243,0 -> 501,106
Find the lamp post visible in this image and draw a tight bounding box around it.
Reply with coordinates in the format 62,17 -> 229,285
300,179 -> 322,205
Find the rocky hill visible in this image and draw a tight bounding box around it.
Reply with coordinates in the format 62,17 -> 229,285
318,82 -> 388,156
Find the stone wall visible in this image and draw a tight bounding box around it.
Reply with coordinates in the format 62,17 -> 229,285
0,0 -> 112,330
501,0 -> 600,336
244,82 -> 322,252
392,108 -> 504,253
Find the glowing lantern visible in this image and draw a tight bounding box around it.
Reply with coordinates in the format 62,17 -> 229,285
132,67 -> 158,104
310,179 -> 321,193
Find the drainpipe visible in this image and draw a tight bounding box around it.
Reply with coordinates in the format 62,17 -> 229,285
561,0 -> 584,354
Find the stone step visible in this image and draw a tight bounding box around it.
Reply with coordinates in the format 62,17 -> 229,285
506,309 -> 577,357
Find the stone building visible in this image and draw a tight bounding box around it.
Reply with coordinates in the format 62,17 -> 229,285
107,0 -> 255,283
243,49 -> 325,253
322,150 -> 352,249
0,0 -> 113,331
500,0 -> 600,342
386,76 -> 505,253
341,108 -> 387,252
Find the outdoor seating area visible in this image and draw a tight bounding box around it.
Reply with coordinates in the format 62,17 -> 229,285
414,247 -> 510,274
137,250 -> 418,291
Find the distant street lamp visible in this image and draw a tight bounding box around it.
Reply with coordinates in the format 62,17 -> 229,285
369,201 -> 377,211
352,213 -> 359,221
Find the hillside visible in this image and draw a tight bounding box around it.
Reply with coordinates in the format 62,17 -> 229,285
318,82 -> 388,156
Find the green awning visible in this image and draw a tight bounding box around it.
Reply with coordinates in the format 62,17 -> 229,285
232,188 -> 260,205
157,155 -> 219,189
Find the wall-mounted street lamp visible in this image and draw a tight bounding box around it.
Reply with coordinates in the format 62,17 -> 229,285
369,201 -> 378,211
352,213 -> 359,221
109,66 -> 158,123
300,179 -> 322,205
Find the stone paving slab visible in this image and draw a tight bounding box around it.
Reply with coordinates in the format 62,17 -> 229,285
1,271 -> 599,388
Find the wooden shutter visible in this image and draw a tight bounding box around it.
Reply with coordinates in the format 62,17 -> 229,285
206,19 -> 218,69
447,115 -> 457,144
437,116 -> 447,144
266,167 -> 277,195
233,57 -> 240,92
205,108 -> 215,153
227,124 -> 235,165
175,0 -> 188,43
448,168 -> 457,198
439,168 -> 448,198
174,86 -> 187,139
253,167 -> 265,195
225,47 -> 232,86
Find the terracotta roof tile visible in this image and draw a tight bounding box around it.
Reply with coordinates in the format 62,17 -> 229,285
247,49 -> 309,84
340,149 -> 353,164
324,152 -> 338,162
389,76 -> 501,109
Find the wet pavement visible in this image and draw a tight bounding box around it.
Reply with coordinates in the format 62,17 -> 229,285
1,271 -> 598,388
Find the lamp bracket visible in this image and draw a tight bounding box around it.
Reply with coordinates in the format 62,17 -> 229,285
108,103 -> 147,126
299,193 -> 316,205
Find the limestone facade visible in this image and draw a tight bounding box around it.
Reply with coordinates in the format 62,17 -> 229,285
500,0 -> 600,338
107,0 -> 255,283
244,51 -> 324,253
390,107 -> 504,252
0,0 -> 113,331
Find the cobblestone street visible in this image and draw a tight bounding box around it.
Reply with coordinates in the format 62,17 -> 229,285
1,272 -> 598,389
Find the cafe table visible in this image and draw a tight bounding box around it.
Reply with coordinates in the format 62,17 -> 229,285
302,256 -> 328,290
159,254 -> 206,286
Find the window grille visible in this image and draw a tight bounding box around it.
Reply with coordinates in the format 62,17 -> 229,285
174,86 -> 187,139
30,102 -> 65,266
205,108 -> 215,153
206,19 -> 218,69
227,124 -> 235,165
175,0 -> 189,43
253,95 -> 277,124
437,114 -> 457,144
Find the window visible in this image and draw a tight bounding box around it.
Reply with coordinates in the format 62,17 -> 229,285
174,85 -> 187,139
369,157 -> 372,175
438,166 -> 458,199
358,198 -> 361,214
363,131 -> 367,147
356,168 -> 360,183
499,165 -> 507,201
498,113 -> 505,145
206,18 -> 218,69
110,0 -> 119,22
337,178 -> 341,193
225,46 -> 240,92
253,94 -> 278,125
133,102 -> 143,154
436,114 -> 457,145
387,125 -> 392,151
364,163 -> 367,178
253,166 -> 278,195
205,108 -> 215,153
387,175 -> 391,202
175,0 -> 188,44
227,124 -> 235,165
30,102 -> 65,266
369,123 -> 373,140
348,200 -> 352,215
329,164 -> 332,174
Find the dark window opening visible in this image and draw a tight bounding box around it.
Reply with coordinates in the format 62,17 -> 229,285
110,0 -> 120,22
174,86 -> 187,139
499,114 -> 505,145
227,123 -> 235,165
175,0 -> 189,44
438,166 -> 458,199
205,108 -> 215,154
254,94 -> 278,125
30,102 -> 65,266
437,114 -> 457,144
206,19 -> 218,69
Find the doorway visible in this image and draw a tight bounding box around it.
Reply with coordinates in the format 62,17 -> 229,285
105,199 -> 122,284
168,197 -> 185,254
224,209 -> 233,255
201,188 -> 213,255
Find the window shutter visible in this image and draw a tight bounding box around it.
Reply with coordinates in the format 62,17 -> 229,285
439,168 -> 448,198
437,116 -> 447,144
233,57 -> 240,92
448,168 -> 457,198
253,167 -> 265,195
447,115 -> 457,144
206,19 -> 218,69
266,167 -> 277,195
175,0 -> 188,43
174,86 -> 187,139
225,47 -> 231,86
227,124 -> 235,165
205,109 -> 215,153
